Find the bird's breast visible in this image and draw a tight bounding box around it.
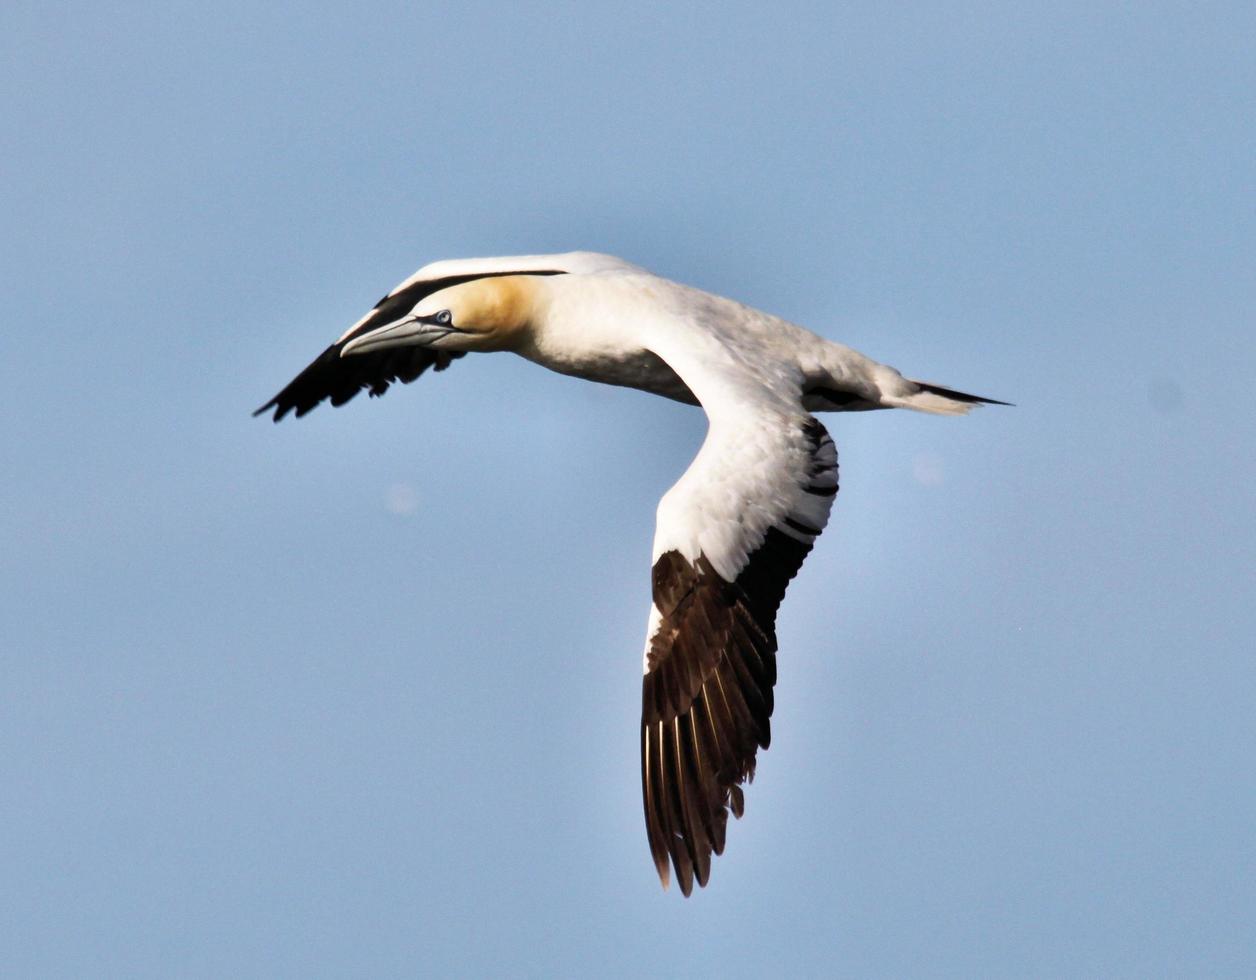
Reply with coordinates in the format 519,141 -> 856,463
518,277 -> 702,404
520,342 -> 698,405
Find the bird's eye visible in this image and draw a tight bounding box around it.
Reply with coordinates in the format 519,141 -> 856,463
435,309 -> 452,325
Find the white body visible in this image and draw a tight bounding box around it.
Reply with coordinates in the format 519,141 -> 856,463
260,250 -> 998,896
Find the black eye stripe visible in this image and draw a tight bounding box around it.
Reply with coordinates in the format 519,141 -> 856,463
410,309 -> 467,332
417,309 -> 457,328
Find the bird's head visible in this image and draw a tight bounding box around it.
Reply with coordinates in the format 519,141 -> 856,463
339,275 -> 542,358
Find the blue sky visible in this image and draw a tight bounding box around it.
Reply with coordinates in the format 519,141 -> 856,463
2,2 -> 1253,976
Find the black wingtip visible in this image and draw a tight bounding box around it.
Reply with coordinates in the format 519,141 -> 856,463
252,399 -> 288,422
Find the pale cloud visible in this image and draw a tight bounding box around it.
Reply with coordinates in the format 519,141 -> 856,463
912,452 -> 945,487
384,482 -> 420,516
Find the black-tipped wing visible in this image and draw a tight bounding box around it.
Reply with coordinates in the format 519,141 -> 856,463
254,269 -> 566,422
641,417 -> 838,895
253,343 -> 464,422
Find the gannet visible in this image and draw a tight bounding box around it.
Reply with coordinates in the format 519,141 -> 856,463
256,251 -> 1005,895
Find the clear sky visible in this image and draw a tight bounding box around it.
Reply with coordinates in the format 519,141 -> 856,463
2,2 -> 1253,976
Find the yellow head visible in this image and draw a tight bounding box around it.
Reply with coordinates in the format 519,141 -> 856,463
340,275 -> 543,357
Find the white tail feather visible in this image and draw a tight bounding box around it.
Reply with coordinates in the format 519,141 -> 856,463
891,390 -> 976,416
883,378 -> 1006,416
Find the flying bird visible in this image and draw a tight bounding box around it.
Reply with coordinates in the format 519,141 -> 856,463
255,251 -> 1005,895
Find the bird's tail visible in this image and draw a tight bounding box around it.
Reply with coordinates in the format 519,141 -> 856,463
886,379 -> 1013,416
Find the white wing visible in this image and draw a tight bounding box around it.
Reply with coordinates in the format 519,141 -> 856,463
377,251 -> 645,309
637,337 -> 839,895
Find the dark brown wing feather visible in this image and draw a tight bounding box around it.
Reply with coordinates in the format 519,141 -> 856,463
253,343 -> 463,422
641,419 -> 838,895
